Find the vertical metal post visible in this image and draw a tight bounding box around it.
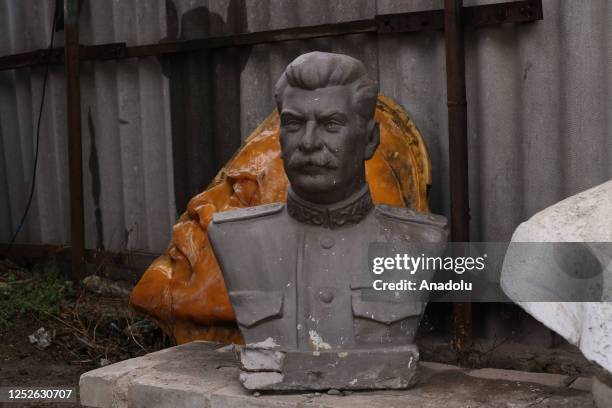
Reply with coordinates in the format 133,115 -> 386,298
65,0 -> 85,282
444,0 -> 472,352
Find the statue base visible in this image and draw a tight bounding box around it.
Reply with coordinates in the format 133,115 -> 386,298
239,344 -> 419,390
78,341 -> 596,407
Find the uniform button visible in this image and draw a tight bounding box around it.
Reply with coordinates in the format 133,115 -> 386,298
320,236 -> 335,249
319,288 -> 334,303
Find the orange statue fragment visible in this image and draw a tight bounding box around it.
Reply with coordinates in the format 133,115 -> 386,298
130,95 -> 433,345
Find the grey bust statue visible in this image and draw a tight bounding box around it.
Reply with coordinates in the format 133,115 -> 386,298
208,52 -> 448,391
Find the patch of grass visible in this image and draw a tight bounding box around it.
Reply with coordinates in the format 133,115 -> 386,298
0,261 -> 73,326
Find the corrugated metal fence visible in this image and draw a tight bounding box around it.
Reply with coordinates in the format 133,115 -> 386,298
1,0 -> 611,254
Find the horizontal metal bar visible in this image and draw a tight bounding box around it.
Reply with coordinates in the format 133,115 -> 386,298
0,19 -> 375,71
465,0 -> 543,27
80,42 -> 127,60
0,0 -> 542,71
377,0 -> 542,33
1,243 -> 159,283
0,48 -> 63,71
1,243 -> 69,258
127,19 -> 376,57
0,43 -> 127,71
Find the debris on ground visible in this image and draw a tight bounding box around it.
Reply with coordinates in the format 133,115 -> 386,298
28,327 -> 55,350
1,259 -> 172,373
81,275 -> 133,299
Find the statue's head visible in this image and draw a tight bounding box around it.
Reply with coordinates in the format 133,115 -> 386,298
274,52 -> 380,205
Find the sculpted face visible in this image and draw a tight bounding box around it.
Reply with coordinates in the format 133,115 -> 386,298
279,85 -> 378,204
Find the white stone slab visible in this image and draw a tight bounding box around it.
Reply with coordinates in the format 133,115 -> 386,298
501,179 -> 612,374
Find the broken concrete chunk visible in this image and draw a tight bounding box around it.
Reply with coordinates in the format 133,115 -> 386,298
28,327 -> 54,350
241,348 -> 285,371
246,337 -> 280,350
239,372 -> 284,389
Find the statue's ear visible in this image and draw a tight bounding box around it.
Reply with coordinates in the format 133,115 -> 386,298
364,120 -> 380,160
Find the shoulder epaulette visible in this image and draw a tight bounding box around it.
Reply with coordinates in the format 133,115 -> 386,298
212,203 -> 285,224
375,204 -> 448,229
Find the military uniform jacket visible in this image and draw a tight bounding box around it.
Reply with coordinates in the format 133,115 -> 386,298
208,185 -> 447,351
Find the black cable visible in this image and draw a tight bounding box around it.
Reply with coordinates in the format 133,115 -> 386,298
4,1 -> 59,258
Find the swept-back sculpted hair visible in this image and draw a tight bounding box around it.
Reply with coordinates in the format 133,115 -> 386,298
274,52 -> 378,122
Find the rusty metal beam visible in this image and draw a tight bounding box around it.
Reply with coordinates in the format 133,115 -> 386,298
378,0 -> 542,33
444,0 -> 473,353
0,243 -> 69,259
0,48 -> 63,71
129,19 -> 376,55
0,243 -> 158,283
64,0 -> 85,283
0,0 -> 542,71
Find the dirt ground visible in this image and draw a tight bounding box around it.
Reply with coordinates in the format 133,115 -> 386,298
0,258 -> 171,407
0,314 -> 90,407
0,296 -> 171,407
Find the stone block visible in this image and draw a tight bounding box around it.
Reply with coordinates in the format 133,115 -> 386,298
79,351 -> 167,408
80,342 -> 230,408
238,344 -> 419,391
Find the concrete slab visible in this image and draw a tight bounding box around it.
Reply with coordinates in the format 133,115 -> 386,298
210,381 -> 309,408
593,375 -> 612,408
79,341 -> 594,408
467,367 -> 569,387
569,376 -> 593,392
419,361 -> 463,372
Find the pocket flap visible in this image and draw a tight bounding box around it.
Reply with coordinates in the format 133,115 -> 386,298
229,290 -> 283,328
351,291 -> 423,324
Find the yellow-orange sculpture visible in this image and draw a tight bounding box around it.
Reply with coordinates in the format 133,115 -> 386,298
130,95 -> 432,345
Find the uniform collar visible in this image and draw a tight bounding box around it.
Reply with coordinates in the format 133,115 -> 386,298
286,184 -> 373,229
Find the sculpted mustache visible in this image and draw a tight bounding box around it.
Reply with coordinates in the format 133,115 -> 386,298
287,154 -> 338,169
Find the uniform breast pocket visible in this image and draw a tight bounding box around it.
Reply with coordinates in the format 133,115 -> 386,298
229,290 -> 284,328
351,288 -> 424,346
